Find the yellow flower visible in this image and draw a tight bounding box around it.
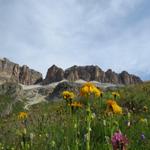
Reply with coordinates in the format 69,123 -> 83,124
93,87 -> 101,97
68,102 -> 83,108
112,92 -> 120,98
62,91 -> 75,100
107,100 -> 122,114
80,82 -> 102,97
18,112 -> 28,120
111,104 -> 122,114
107,100 -> 117,106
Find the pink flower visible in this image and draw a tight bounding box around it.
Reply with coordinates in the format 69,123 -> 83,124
111,130 -> 128,150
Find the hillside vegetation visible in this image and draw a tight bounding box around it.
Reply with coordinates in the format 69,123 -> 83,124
0,82 -> 150,150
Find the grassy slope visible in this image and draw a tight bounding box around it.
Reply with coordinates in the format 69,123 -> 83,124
0,82 -> 150,149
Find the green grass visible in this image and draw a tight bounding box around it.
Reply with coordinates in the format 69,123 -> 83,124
0,82 -> 150,150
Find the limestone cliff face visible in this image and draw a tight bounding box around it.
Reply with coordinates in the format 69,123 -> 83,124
104,69 -> 120,83
0,58 -> 43,85
1,57 -> 141,85
43,65 -> 64,84
64,65 -> 105,82
119,71 -> 141,85
43,65 -> 142,85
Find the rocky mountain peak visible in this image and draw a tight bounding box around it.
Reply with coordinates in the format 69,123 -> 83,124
43,65 -> 64,84
51,64 -> 59,69
0,58 -> 142,85
0,58 -> 43,85
43,65 -> 142,85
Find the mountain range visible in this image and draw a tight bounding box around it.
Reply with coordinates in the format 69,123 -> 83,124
0,58 -> 142,85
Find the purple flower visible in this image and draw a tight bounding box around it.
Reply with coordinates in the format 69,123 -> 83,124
141,133 -> 146,140
112,132 -> 122,142
111,130 -> 128,150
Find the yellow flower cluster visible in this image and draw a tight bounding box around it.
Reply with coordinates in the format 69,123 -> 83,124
107,100 -> 122,114
112,92 -> 120,98
18,112 -> 28,120
80,82 -> 102,97
62,91 -> 75,100
68,102 -> 83,108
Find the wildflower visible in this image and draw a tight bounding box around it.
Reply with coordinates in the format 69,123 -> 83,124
107,100 -> 122,114
107,100 -> 117,106
94,87 -> 101,97
62,91 -> 75,100
18,112 -> 28,120
112,104 -> 122,114
141,133 -> 146,140
80,82 -> 102,97
111,130 -> 128,150
68,101 -> 83,108
112,92 -> 120,99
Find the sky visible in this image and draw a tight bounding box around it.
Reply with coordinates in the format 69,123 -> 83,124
0,0 -> 150,80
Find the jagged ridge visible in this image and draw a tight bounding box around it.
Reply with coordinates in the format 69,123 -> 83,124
0,58 -> 142,85
0,58 -> 43,85
43,65 -> 142,85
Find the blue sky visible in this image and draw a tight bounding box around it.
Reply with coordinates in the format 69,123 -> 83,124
0,0 -> 150,80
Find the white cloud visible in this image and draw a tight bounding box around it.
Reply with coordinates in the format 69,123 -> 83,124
0,0 -> 150,79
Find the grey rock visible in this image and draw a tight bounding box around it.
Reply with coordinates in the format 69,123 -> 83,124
0,58 -> 43,85
47,81 -> 124,100
119,71 -> 142,85
43,65 -> 64,84
0,82 -> 23,117
104,69 -> 120,83
43,65 -> 142,85
48,81 -> 80,100
0,82 -> 23,97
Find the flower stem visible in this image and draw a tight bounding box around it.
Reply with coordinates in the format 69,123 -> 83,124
86,102 -> 91,150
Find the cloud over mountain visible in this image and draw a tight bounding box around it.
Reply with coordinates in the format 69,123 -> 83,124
0,0 -> 150,79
